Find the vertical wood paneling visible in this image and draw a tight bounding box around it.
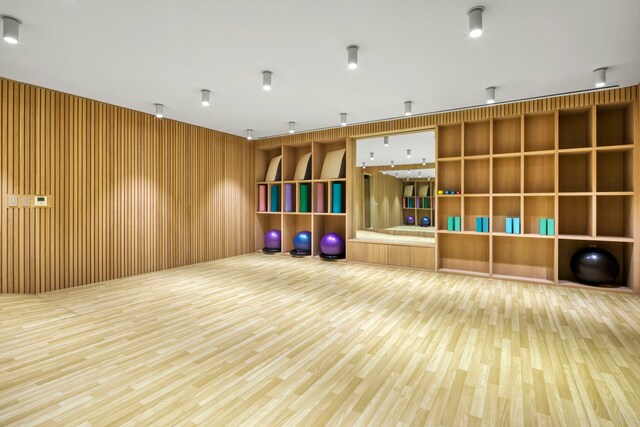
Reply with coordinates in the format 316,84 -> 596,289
0,77 -> 254,294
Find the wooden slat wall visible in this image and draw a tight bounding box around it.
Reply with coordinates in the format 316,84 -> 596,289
256,86 -> 639,148
0,77 -> 254,294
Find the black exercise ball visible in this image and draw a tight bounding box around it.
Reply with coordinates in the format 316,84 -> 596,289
570,247 -> 620,286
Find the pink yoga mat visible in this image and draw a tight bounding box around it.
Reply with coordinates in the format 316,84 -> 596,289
258,185 -> 267,212
316,183 -> 325,212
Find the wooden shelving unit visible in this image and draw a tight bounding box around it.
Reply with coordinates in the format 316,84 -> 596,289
436,102 -> 637,290
401,178 -> 436,227
255,139 -> 348,257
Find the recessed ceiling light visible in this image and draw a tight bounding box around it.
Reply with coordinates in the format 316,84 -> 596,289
594,67 -> 607,88
155,103 -> 164,119
288,121 -> 295,134
347,45 -> 359,70
486,86 -> 496,104
404,101 -> 412,116
262,71 -> 273,91
246,129 -> 253,140
1,15 -> 22,44
468,6 -> 485,38
384,136 -> 389,147
201,89 -> 211,107
370,152 -> 374,161
340,113 -> 348,126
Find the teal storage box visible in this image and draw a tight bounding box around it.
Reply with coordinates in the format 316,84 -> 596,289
476,217 -> 483,232
454,216 -> 461,232
447,216 -> 454,231
513,218 -> 521,234
546,218 -> 555,236
482,217 -> 489,233
539,218 -> 547,235
506,217 -> 513,234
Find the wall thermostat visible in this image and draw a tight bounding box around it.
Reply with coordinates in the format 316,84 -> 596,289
34,196 -> 48,207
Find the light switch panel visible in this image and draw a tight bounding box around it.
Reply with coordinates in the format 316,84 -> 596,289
21,196 -> 31,207
7,195 -> 18,207
34,196 -> 48,207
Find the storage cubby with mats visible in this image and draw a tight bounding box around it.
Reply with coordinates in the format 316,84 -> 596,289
268,183 -> 282,212
492,196 -> 521,233
255,213 -> 282,252
493,156 -> 521,193
256,146 -> 282,182
329,180 -> 346,214
464,158 -> 490,194
438,233 -> 489,274
297,182 -> 312,213
558,239 -> 632,288
559,108 -> 592,150
436,196 -> 461,230
282,143 -> 312,181
313,140 -> 346,180
596,195 -> 633,239
524,113 -> 555,152
523,196 -> 555,235
524,154 -> 555,193
463,197 -> 490,232
559,152 -> 592,192
282,214 -> 312,254
437,160 -> 461,193
558,196 -> 592,237
312,215 -> 347,257
313,182 -> 328,213
492,236 -> 554,282
596,148 -> 634,192
493,117 -> 522,154
596,103 -> 635,147
437,124 -> 462,158
464,120 -> 490,156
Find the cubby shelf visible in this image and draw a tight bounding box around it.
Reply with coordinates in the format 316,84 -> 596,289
436,101 -> 636,290
255,139 -> 348,256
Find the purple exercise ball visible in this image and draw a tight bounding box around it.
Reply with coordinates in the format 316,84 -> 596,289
406,215 -> 415,225
264,229 -> 281,249
320,233 -> 345,256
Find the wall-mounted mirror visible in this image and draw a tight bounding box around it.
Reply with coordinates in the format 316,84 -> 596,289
355,130 -> 436,245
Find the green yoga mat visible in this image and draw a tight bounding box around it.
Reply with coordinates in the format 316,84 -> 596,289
300,184 -> 310,212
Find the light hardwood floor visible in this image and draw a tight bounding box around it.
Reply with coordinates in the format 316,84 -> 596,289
2,254 -> 640,426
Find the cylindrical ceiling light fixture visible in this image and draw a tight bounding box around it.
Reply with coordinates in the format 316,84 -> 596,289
201,89 -> 211,107
594,67 -> 607,88
418,171 -> 422,178
246,129 -> 253,140
390,160 -> 395,168
406,149 -> 412,158
155,104 -> 164,119
422,158 -> 426,165
370,152 -> 375,161
468,6 -> 485,38
362,161 -> 366,169
384,136 -> 389,147
347,45 -> 359,70
340,113 -> 348,126
1,15 -> 22,44
404,101 -> 412,116
262,71 -> 273,91
288,121 -> 295,134
486,86 -> 496,104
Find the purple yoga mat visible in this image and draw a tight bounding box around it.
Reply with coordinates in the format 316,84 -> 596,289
258,185 -> 267,212
284,184 -> 294,212
316,183 -> 325,212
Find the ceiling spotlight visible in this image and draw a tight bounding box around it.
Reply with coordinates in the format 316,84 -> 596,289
201,89 -> 211,107
262,71 -> 273,91
422,158 -> 426,165
395,172 -> 399,178
404,101 -> 413,116
594,67 -> 607,88
390,160 -> 395,168
288,121 -> 295,134
418,171 -> 422,178
406,149 -> 412,158
370,152 -> 375,161
468,6 -> 485,38
246,129 -> 253,140
384,136 -> 389,147
347,45 -> 359,70
1,15 -> 22,44
155,103 -> 164,119
486,86 -> 496,104
362,161 -> 366,169
340,113 -> 348,126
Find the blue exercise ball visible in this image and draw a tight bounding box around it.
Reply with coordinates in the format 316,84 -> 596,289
293,231 -> 311,252
420,216 -> 431,227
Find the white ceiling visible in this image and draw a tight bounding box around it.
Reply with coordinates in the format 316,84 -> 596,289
0,0 -> 638,139
356,131 -> 435,167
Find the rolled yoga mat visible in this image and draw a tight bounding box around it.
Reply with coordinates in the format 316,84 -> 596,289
258,184 -> 267,212
316,183 -> 325,212
300,184 -> 310,213
332,182 -> 343,213
284,184 -> 294,212
270,185 -> 280,212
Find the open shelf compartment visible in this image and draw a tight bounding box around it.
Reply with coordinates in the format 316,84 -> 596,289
437,196 -> 461,230
524,113 -> 555,152
596,103 -> 635,147
464,158 -> 490,194
596,148 -> 634,192
282,214 -> 312,254
559,151 -> 592,192
493,156 -> 521,193
438,233 -> 489,274
282,143 -> 312,181
463,196 -> 489,232
438,124 -> 462,158
492,196 -> 521,233
313,215 -> 347,257
464,120 -> 490,156
523,195 -> 555,236
493,117 -> 522,154
255,214 -> 282,252
493,236 -> 554,282
559,108 -> 592,150
524,154 -> 555,193
558,195 -> 593,237
437,160 -> 461,194
558,239 -> 632,287
596,195 -> 633,239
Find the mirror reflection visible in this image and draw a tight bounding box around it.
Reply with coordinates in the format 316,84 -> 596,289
355,130 -> 436,245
